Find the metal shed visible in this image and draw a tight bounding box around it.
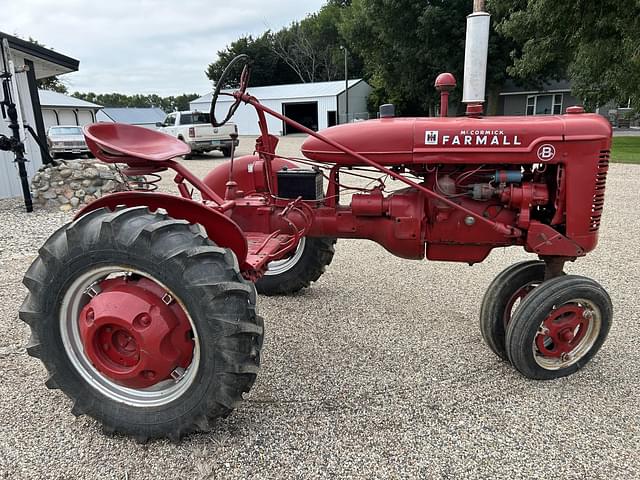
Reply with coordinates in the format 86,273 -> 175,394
0,32 -> 79,199
190,79 -> 372,136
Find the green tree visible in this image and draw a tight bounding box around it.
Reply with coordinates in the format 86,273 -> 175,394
492,0 -> 640,109
340,0 -> 517,115
340,0 -> 515,115
70,92 -> 200,111
206,33 -> 300,87
271,2 -> 360,83
36,76 -> 68,94
206,2 -> 362,87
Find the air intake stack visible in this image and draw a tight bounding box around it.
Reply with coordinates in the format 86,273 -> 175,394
462,0 -> 491,116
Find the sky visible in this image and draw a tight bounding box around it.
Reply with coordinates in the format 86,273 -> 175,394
3,0 -> 326,96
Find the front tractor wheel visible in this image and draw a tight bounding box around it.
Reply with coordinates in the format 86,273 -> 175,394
480,260 -> 546,360
505,275 -> 612,380
255,237 -> 336,296
20,206 -> 263,441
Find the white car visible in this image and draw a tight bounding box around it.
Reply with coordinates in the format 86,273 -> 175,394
47,125 -> 91,158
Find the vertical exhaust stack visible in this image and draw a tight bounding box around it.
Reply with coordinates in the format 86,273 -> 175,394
462,0 -> 491,116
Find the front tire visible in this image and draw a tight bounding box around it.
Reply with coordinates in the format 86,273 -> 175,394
255,237 -> 336,295
505,275 -> 612,380
20,206 -> 263,441
480,261 -> 546,360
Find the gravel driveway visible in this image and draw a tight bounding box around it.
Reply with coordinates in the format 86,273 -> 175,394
0,136 -> 638,479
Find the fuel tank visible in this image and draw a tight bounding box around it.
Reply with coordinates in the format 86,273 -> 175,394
300,113 -> 611,165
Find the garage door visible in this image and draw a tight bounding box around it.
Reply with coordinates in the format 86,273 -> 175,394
282,102 -> 318,135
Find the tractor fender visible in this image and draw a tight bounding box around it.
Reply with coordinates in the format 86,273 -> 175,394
75,191 -> 249,267
203,154 -> 298,198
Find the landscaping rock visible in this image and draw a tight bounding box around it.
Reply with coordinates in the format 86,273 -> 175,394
30,159 -> 131,212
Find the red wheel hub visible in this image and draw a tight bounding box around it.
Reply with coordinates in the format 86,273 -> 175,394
535,304 -> 589,358
78,277 -> 194,388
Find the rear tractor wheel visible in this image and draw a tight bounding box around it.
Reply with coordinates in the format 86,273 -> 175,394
20,206 -> 263,441
255,237 -> 336,296
505,275 -> 612,380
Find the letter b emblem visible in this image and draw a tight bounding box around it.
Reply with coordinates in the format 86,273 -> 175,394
537,144 -> 556,161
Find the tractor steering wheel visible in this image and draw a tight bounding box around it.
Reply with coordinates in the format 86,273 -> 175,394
210,54 -> 251,127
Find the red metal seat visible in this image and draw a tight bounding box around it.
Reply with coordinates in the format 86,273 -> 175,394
83,123 -> 190,164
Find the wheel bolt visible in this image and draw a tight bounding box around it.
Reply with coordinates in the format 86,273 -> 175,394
85,309 -> 95,325
142,370 -> 156,380
583,309 -> 593,319
133,313 -> 152,330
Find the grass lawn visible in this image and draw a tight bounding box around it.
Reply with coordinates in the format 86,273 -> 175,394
611,136 -> 640,164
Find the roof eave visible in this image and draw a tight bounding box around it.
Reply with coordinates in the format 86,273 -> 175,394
1,32 -> 79,73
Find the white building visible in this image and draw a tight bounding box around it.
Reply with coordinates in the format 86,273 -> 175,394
190,79 -> 372,136
39,89 -> 101,129
0,32 -> 79,199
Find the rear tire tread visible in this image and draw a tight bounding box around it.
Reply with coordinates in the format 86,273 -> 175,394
19,206 -> 263,441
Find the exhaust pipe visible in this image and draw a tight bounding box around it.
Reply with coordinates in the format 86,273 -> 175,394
462,1 -> 491,115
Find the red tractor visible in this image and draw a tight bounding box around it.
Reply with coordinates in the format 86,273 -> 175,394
20,52 -> 612,441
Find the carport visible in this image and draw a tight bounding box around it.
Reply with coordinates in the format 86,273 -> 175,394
39,89 -> 101,129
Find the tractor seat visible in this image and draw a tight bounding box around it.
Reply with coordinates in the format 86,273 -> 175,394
83,123 -> 190,164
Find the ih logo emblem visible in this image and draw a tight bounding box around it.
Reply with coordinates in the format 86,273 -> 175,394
425,130 -> 439,145
537,144 -> 556,161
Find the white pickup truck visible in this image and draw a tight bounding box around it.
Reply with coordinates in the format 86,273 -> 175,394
157,111 -> 238,158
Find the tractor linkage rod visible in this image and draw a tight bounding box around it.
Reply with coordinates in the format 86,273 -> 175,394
240,92 -> 521,238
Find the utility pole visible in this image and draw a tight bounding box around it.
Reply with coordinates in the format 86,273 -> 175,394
341,46 -> 349,124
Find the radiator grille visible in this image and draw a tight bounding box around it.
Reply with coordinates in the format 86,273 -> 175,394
589,150 -> 609,232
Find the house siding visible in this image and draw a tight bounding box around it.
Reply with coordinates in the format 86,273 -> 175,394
501,92 -> 581,116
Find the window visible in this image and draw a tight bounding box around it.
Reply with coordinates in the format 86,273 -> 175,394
526,96 -> 535,116
49,126 -> 82,135
164,114 -> 176,126
180,112 -> 210,125
553,94 -> 563,114
525,93 -> 564,115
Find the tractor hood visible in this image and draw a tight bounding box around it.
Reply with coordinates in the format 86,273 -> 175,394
300,113 -> 612,165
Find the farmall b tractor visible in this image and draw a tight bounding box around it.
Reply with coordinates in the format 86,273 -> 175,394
21,7 -> 613,441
